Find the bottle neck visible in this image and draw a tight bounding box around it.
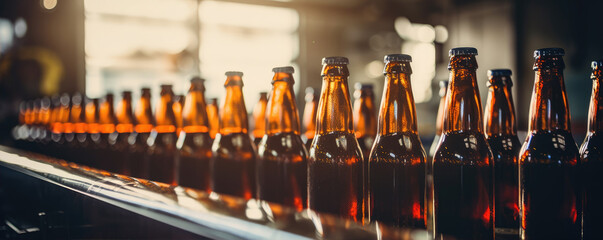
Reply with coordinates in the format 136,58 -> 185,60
316,65 -> 354,134
252,95 -> 268,138
116,98 -> 134,133
379,65 -> 417,135
182,88 -> 209,133
484,83 -> 517,137
302,96 -> 318,139
443,68 -> 484,133
588,70 -> 603,132
99,98 -> 116,133
135,95 -> 154,133
266,80 -> 301,135
221,85 -> 249,135
155,92 -> 176,133
528,68 -> 571,132
354,91 -> 377,138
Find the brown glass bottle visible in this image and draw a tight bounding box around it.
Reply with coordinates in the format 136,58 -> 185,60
63,93 -> 86,161
98,93 -> 117,171
353,83 -> 377,159
85,98 -> 102,167
483,69 -> 520,238
38,97 -> 52,148
173,94 -> 185,136
206,98 -> 220,140
147,84 -> 178,185
257,66 -> 308,210
519,48 -> 581,239
432,47 -> 494,239
211,71 -> 257,200
176,77 -> 212,192
580,60 -> 603,240
369,54 -> 426,229
302,87 -> 319,150
308,57 -> 364,222
129,88 -> 155,179
252,92 -> 268,146
429,80 -> 448,157
111,91 -> 136,175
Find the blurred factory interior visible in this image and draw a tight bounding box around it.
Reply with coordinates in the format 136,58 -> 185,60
0,0 -> 602,147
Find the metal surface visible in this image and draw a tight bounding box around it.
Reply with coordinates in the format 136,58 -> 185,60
0,145 -> 426,240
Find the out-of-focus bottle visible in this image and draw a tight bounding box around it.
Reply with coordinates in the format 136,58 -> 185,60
308,57 -> 364,222
252,92 -> 268,146
85,98 -> 101,167
580,59 -> 603,239
177,77 -> 212,191
211,71 -> 256,200
147,84 -> 178,185
37,97 -> 52,150
429,80 -> 448,157
302,87 -> 319,150
483,69 -> 520,238
519,48 -> 580,239
173,94 -> 185,136
63,93 -> 86,161
353,83 -> 377,159
129,87 -> 154,179
98,93 -> 117,171
257,66 -> 307,210
369,54 -> 426,229
432,47 -> 493,239
206,98 -> 220,140
111,91 -> 136,175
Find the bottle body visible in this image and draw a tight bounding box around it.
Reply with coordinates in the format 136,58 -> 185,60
147,85 -> 178,185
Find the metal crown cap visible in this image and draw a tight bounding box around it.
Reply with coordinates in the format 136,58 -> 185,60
190,76 -> 205,83
272,66 -> 295,73
384,54 -> 412,63
449,47 -> 478,56
225,71 -> 244,77
534,48 -> 565,58
487,69 -> 512,77
592,60 -> 603,70
322,56 -> 349,65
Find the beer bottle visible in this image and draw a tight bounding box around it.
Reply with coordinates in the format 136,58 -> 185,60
353,83 -> 377,159
14,101 -> 28,149
580,60 -> 603,239
63,93 -> 86,161
369,54 -> 426,228
206,98 -> 220,140
48,95 -> 67,157
302,87 -> 319,149
38,97 -> 52,148
98,93 -> 117,171
519,48 -> 581,239
429,80 -> 448,157
252,92 -> 268,146
176,77 -> 212,191
85,98 -> 101,167
173,94 -> 185,136
112,90 -> 136,175
483,69 -> 520,238
432,47 -> 493,239
29,100 -> 40,144
129,87 -> 155,179
147,84 -> 178,185
257,66 -> 308,210
308,57 -> 364,222
211,71 -> 256,200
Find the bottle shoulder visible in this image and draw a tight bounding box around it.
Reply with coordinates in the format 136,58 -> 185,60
309,132 -> 362,163
370,132 -> 426,164
580,132 -> 603,162
486,134 -> 521,159
211,132 -> 256,159
178,132 -> 212,154
519,130 -> 579,164
257,132 -> 308,159
433,131 -> 492,165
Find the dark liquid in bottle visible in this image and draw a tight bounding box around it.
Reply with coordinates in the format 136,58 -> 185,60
128,132 -> 150,179
148,132 -> 177,185
433,131 -> 493,240
257,132 -> 307,210
177,132 -> 212,191
488,134 -> 520,237
211,132 -> 256,199
369,133 -> 425,228
520,130 -> 580,239
581,133 -> 603,240
309,132 -> 363,222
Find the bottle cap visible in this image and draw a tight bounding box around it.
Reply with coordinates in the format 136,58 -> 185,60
322,56 -> 349,65
449,47 -> 478,56
534,48 -> 564,58
354,82 -> 373,90
160,84 -> 173,89
592,60 -> 603,70
272,66 -> 295,73
225,71 -> 244,77
384,54 -> 412,62
190,76 -> 205,83
487,69 -> 512,77
305,87 -> 315,95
